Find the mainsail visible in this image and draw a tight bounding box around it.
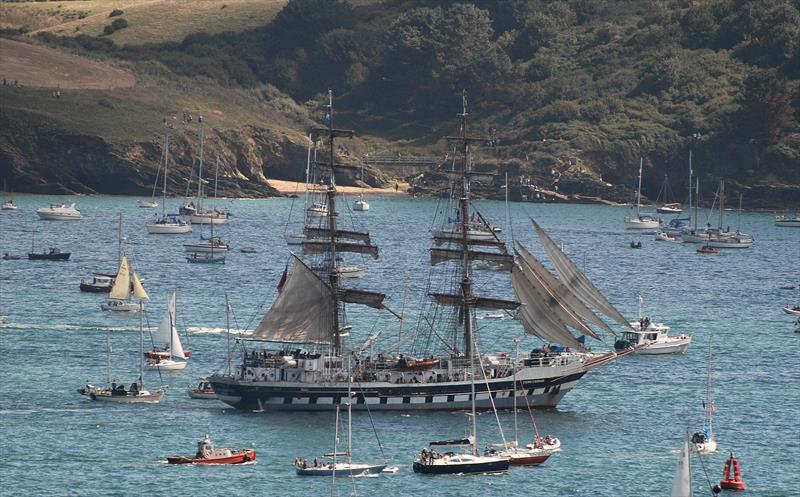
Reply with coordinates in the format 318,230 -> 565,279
153,291 -> 184,359
108,256 -> 131,300
253,257 -> 336,344
530,219 -> 629,327
670,437 -> 693,497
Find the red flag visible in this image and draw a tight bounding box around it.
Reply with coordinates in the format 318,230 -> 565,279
277,262 -> 288,293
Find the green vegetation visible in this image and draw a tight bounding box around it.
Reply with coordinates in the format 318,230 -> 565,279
10,0 -> 800,193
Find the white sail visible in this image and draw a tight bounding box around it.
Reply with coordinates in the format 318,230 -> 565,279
108,256 -> 131,300
531,219 -> 629,327
154,291 -> 184,359
253,257 -> 336,343
132,271 -> 149,300
510,265 -> 585,349
670,437 -> 693,497
516,243 -> 605,339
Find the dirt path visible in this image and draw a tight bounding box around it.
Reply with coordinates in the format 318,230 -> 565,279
0,38 -> 135,89
267,179 -> 409,197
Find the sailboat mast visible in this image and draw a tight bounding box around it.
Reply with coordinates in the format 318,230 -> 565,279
197,116 -> 204,208
687,149 -> 693,225
458,90 -> 474,359
706,334 -> 713,438
117,213 -> 122,267
347,359 -> 353,459
718,180 -> 725,230
513,337 -> 520,445
139,300 -> 144,389
636,158 -> 643,217
694,177 -> 699,231
225,294 -> 232,376
162,134 -> 168,218
325,89 -> 342,354
107,330 -> 112,387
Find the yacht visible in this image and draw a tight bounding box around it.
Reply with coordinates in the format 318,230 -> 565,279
36,202 -> 82,220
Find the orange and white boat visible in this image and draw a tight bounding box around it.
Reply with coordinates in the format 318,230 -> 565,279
167,435 -> 255,465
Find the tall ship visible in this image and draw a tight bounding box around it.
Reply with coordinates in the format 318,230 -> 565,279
209,91 -> 631,411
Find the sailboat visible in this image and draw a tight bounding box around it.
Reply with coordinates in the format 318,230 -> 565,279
145,291 -> 190,370
624,158 -> 661,230
208,91 -> 628,413
295,360 -> 387,476
147,133 -> 192,234
705,183 -> 753,249
353,163 -> 370,211
137,157 -> 160,209
78,301 -> 166,403
483,338 -> 553,466
692,335 -> 718,453
181,119 -> 229,225
101,236 -> 149,313
656,174 -> 682,214
671,435 -> 694,497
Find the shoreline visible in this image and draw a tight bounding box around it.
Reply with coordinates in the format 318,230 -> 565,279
265,179 -> 411,197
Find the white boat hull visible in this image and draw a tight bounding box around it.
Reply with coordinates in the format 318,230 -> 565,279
705,238 -> 753,249
190,214 -> 228,225
37,211 -> 82,220
78,385 -> 165,403
695,439 -> 718,453
634,336 -> 692,355
147,359 -> 188,370
624,217 -> 660,230
353,200 -> 370,211
183,244 -> 229,253
147,222 -> 192,234
101,300 -> 142,312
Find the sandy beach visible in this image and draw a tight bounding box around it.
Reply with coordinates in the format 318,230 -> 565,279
266,178 -> 410,197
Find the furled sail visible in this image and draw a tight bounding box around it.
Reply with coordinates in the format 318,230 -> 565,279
303,240 -> 379,259
337,288 -> 386,309
153,291 -> 184,359
304,227 -> 372,244
516,243 -> 610,337
430,248 -> 514,270
531,219 -> 629,327
108,255 -> 131,300
430,293 -> 519,311
670,437 -> 693,497
132,271 -> 149,300
510,264 -> 585,349
253,257 -> 335,343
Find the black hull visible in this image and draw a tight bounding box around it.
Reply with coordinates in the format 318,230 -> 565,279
210,371 -> 584,412
412,460 -> 509,474
28,253 -> 70,260
79,283 -> 111,293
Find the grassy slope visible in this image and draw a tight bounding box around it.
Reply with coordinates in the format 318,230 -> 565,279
6,0 -> 286,45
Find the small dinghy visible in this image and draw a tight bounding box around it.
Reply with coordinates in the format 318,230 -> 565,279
187,378 -> 217,399
630,241 -> 642,249
781,305 -> 800,316
697,245 -> 719,254
167,435 -> 255,465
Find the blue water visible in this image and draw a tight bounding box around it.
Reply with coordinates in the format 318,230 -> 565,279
1,194 -> 798,497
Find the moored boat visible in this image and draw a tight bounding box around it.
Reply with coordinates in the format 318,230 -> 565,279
782,305 -> 800,316
2,199 -> 17,210
101,247 -> 149,313
167,435 -> 254,464
79,273 -> 116,292
28,248 -> 70,261
624,159 -> 661,231
187,252 -> 226,264
187,378 -> 217,399
36,202 -> 82,220
774,214 -> 800,227
614,297 -> 692,354
697,245 -> 719,254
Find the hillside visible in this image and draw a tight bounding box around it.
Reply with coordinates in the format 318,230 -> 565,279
1,0 -> 798,207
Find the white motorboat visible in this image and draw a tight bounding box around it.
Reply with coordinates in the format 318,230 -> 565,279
137,199 -> 158,209
307,201 -> 328,217
614,296 -> 692,354
624,159 -> 660,230
146,291 -> 189,370
36,202 -> 81,220
657,203 -> 683,215
655,231 -> 676,241
2,199 -> 17,210
775,214 -> 800,227
353,195 -> 370,211
783,305 -> 800,316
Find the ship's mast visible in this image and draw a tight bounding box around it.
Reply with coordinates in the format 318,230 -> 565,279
455,90 -> 475,358
325,89 -> 342,354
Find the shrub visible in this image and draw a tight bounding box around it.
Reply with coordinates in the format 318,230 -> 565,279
102,18 -> 128,36
109,9 -> 124,18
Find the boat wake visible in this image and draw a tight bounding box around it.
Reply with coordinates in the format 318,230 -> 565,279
187,326 -> 250,335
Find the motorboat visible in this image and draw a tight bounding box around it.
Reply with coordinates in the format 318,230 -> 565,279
353,195 -> 370,211
167,435 -> 255,464
782,305 -> 800,316
306,202 -> 328,217
80,273 -> 116,293
36,202 -> 81,220
2,253 -> 22,260
137,199 -> 158,209
2,199 -> 17,210
614,319 -> 692,354
186,252 -> 225,264
657,203 -> 683,215
187,378 -> 217,399
655,231 -> 676,241
775,214 -> 800,227
28,248 -> 70,261
697,245 -> 719,254
240,247 -> 256,254
147,214 -> 192,234
527,434 -> 561,452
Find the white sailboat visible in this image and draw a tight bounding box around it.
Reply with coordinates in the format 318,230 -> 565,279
147,133 -> 192,234
146,291 -> 189,370
191,157 -> 230,225
101,255 -> 149,312
671,435 -> 693,497
705,184 -> 753,249
138,159 -> 160,209
624,158 -> 661,230
78,301 -> 166,403
353,163 -> 370,211
693,335 -> 718,453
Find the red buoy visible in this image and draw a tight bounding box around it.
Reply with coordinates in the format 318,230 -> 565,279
720,452 -> 746,490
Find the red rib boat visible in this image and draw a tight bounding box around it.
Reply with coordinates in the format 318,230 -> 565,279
167,435 -> 255,465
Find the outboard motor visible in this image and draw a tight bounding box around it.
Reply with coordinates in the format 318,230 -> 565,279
614,339 -> 632,350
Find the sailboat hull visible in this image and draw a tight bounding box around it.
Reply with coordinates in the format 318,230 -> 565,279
210,369 -> 584,412
296,463 -> 386,476
78,386 -> 165,403
146,359 -> 188,370
412,457 -> 509,475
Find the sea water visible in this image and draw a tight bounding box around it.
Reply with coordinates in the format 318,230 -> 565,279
0,194 -> 798,496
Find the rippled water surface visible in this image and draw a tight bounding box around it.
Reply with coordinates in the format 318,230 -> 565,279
1,194 -> 798,497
